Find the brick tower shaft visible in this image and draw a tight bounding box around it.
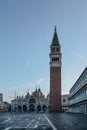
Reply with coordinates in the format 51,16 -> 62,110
49,26 -> 62,112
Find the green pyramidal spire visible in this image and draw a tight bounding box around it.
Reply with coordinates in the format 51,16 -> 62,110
52,26 -> 60,46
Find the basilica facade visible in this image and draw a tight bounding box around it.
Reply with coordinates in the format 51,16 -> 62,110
11,88 -> 49,112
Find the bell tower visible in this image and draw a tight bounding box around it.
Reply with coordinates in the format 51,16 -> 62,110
49,26 -> 62,112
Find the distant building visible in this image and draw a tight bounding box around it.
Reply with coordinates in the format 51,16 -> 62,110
69,67 -> 87,113
11,88 -> 48,112
0,93 -> 3,112
3,101 -> 11,112
61,95 -> 69,112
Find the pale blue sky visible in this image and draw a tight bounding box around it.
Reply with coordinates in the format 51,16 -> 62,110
0,0 -> 87,102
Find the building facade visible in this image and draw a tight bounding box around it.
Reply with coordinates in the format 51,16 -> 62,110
69,67 -> 87,113
3,102 -> 11,112
61,94 -> 69,112
49,26 -> 62,112
0,93 -> 3,112
11,88 -> 48,112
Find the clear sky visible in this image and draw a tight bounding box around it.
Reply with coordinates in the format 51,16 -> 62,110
0,0 -> 87,102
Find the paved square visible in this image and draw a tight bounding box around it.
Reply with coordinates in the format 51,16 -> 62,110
46,113 -> 87,130
0,113 -> 53,130
0,112 -> 87,130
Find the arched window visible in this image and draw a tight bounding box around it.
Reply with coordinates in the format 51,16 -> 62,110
54,58 -> 55,61
56,57 -> 57,61
52,57 -> 54,61
29,98 -> 36,104
63,99 -> 66,102
57,57 -> 59,61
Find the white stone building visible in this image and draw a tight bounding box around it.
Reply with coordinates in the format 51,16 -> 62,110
69,67 -> 87,113
61,94 -> 69,112
0,93 -> 3,112
11,88 -> 49,112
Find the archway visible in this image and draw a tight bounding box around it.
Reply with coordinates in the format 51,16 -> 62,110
37,105 -> 41,111
29,104 -> 35,111
18,105 -> 22,112
43,105 -> 47,112
23,105 -> 27,112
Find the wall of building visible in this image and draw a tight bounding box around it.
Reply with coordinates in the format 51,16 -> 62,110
61,95 -> 69,112
0,93 -> 3,111
69,67 -> 87,114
